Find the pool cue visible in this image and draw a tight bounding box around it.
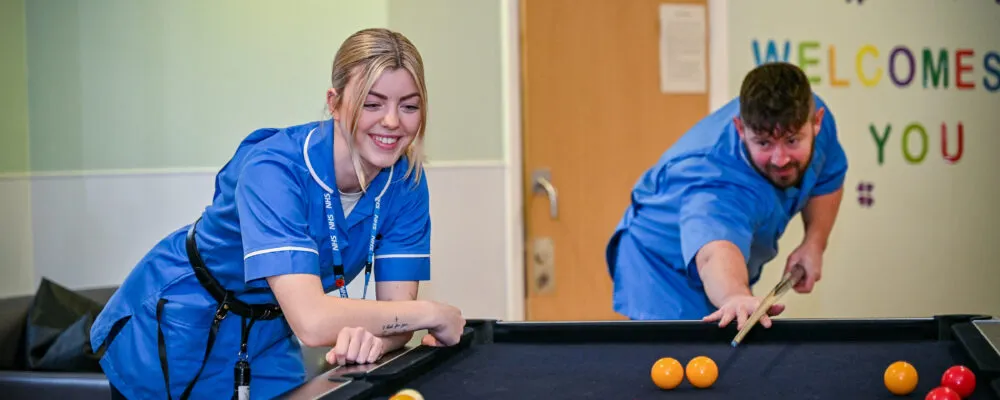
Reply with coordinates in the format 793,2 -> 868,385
730,264 -> 806,347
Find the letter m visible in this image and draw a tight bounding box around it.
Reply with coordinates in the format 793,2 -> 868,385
751,39 -> 791,65
922,48 -> 949,88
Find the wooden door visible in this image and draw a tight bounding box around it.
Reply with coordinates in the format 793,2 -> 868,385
521,0 -> 710,321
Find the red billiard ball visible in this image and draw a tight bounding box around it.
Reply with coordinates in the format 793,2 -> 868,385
925,386 -> 961,400
940,365 -> 976,398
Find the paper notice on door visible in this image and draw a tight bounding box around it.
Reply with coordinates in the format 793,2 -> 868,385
658,3 -> 707,94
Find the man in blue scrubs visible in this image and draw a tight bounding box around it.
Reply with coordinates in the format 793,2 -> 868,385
89,28 -> 465,400
606,62 -> 848,329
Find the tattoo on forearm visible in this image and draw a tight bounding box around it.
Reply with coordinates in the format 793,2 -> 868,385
381,316 -> 409,335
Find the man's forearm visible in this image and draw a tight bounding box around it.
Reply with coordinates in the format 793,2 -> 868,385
801,187 -> 844,250
696,240 -> 753,307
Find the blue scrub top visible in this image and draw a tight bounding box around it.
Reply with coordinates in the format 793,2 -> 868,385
607,94 -> 847,321
89,119 -> 431,399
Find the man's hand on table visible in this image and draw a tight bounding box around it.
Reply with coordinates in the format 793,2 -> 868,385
702,294 -> 785,331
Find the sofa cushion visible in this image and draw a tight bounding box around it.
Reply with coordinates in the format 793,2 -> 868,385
22,278 -> 106,372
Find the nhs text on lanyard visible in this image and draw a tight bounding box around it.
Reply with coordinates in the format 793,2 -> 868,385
323,191 -> 381,299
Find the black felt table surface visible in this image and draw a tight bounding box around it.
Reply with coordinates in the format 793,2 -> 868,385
379,341 -> 995,399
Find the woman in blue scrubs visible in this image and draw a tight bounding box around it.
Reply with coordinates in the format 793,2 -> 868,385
89,28 -> 466,400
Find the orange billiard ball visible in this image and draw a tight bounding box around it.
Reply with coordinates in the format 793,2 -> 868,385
884,361 -> 919,395
389,388 -> 424,400
650,357 -> 684,390
685,356 -> 718,389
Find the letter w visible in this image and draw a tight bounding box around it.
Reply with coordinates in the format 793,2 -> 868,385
751,40 -> 791,65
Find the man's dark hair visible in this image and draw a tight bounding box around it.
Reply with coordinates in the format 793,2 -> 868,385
739,62 -> 814,137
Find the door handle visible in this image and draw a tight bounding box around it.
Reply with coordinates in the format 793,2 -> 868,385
532,168 -> 558,219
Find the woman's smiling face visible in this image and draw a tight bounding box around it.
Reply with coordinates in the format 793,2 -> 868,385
330,67 -> 423,174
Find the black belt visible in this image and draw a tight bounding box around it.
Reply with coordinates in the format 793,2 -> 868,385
156,218 -> 283,400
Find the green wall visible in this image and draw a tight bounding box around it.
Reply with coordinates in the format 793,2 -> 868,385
388,0 -> 504,162
0,0 -> 29,174
24,0 -> 390,172
6,0 -> 503,174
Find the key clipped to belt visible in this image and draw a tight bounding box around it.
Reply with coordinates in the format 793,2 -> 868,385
234,317 -> 255,400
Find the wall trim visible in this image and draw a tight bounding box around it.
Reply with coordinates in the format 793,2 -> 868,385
501,0 -> 525,322
0,167 -> 220,180
0,172 -> 31,181
0,160 -> 507,181
423,160 -> 505,169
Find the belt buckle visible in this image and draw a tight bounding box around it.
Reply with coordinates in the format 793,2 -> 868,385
215,293 -> 232,321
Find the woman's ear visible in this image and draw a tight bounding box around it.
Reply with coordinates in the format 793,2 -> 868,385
326,88 -> 340,120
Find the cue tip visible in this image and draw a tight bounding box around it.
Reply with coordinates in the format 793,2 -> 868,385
730,340 -> 738,348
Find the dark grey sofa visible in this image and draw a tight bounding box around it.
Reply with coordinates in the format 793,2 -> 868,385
0,285 -> 117,399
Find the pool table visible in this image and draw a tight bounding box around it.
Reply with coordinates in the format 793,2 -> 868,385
279,314 -> 1000,399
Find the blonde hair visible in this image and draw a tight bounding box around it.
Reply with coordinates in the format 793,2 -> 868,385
329,28 -> 428,189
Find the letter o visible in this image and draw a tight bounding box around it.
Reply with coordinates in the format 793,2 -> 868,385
902,123 -> 928,164
890,46 -> 916,87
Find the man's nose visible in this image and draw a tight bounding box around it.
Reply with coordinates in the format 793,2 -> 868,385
770,147 -> 791,167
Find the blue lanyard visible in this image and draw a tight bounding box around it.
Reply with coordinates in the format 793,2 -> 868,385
322,191 -> 382,299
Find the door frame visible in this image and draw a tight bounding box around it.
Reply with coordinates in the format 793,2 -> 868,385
501,0 -> 525,322
500,0 -> 731,322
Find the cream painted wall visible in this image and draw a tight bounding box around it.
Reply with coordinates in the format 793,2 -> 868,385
0,179 -> 34,297
727,0 -> 1000,319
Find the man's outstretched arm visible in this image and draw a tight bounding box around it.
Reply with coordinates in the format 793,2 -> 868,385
696,240 -> 752,309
